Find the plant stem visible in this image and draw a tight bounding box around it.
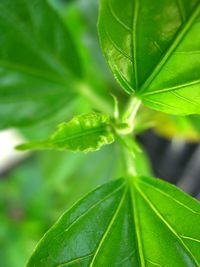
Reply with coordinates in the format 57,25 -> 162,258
122,94 -> 141,124
122,142 -> 137,176
114,94 -> 141,135
77,83 -> 113,115
117,135 -> 142,177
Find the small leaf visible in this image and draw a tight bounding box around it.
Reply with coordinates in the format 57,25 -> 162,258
98,0 -> 200,115
26,176 -> 200,267
17,113 -> 115,152
0,0 -> 82,128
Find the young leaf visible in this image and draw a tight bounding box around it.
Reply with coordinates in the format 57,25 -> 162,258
0,0 -> 82,128
98,0 -> 200,115
26,176 -> 200,267
17,113 -> 114,152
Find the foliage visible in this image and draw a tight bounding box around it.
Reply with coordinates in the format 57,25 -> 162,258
27,177 -> 200,267
99,0 -> 200,115
0,0 -> 200,266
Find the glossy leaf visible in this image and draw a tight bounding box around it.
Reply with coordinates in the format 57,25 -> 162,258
17,113 -> 114,152
27,176 -> 200,266
0,0 -> 82,128
98,0 -> 200,115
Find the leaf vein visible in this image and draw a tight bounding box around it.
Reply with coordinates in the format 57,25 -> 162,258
130,184 -> 146,267
175,50 -> 200,55
104,24 -> 133,62
147,259 -> 163,267
181,236 -> 200,243
139,180 -> 200,215
63,183 -> 126,234
171,91 -> 200,108
57,253 -> 93,266
113,64 -> 134,92
141,79 -> 200,97
107,0 -> 132,32
89,186 -> 128,266
135,184 -> 199,266
139,3 -> 200,94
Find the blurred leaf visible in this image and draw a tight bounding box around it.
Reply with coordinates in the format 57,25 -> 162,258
0,144 -> 124,267
0,0 -> 82,128
27,176 -> 200,266
153,113 -> 200,142
135,107 -> 200,142
190,115 -> 200,134
49,0 -> 111,79
98,0 -> 200,115
49,0 -> 125,105
19,97 -> 90,141
17,113 -> 115,152
40,144 -> 124,213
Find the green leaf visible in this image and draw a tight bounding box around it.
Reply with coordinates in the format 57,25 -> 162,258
98,0 -> 200,115
26,176 -> 200,267
17,113 -> 115,152
0,0 -> 82,128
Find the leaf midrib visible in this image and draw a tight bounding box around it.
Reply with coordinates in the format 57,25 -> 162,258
138,3 -> 200,96
51,125 -> 111,145
130,183 -> 146,267
88,186 -> 128,266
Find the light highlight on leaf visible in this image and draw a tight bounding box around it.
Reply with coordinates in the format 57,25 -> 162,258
98,0 -> 200,115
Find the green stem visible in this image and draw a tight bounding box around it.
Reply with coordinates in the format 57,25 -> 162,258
76,83 -> 113,116
115,94 -> 141,135
122,142 -> 137,176
122,94 -> 141,123
118,135 -> 141,177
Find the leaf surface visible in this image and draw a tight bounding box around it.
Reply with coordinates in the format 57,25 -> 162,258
27,176 -> 200,266
98,0 -> 200,115
0,0 -> 82,128
17,113 -> 114,152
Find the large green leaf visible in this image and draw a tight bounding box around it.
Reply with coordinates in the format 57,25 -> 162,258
98,0 -> 200,115
17,113 -> 114,152
0,0 -> 82,128
27,176 -> 200,266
